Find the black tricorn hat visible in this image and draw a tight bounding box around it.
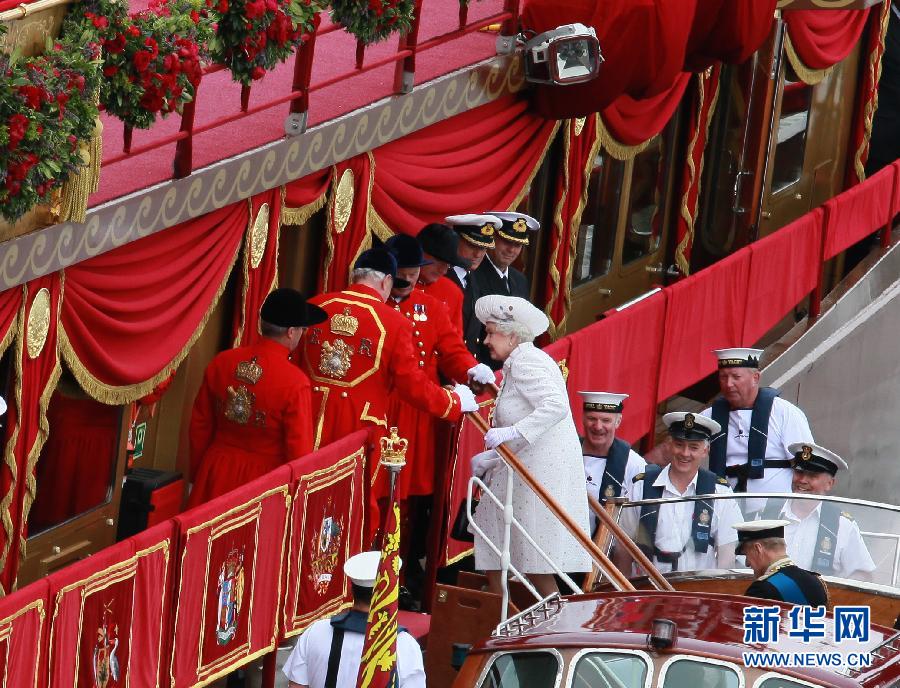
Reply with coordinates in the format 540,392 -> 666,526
260,288 -> 327,328
385,234 -> 432,268
416,223 -> 472,269
354,247 -> 410,288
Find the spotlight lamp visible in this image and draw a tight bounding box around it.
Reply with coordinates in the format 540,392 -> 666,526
524,23 -> 603,86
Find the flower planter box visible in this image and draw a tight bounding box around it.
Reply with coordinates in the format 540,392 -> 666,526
0,203 -> 56,244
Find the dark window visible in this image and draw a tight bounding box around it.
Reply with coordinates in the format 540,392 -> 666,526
771,78 -> 813,193
623,135 -> 668,265
478,651 -> 560,688
574,154 -> 625,284
662,659 -> 741,688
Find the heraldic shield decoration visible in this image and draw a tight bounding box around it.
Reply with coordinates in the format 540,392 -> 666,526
93,601 -> 121,688
216,547 -> 246,646
310,498 -> 344,595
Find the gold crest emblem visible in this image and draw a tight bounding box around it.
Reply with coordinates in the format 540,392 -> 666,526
604,484 -> 616,498
319,339 -> 354,378
512,218 -> 528,233
235,357 -> 263,385
380,427 -> 409,467
216,548 -> 245,646
309,500 -> 344,595
225,385 -> 255,425
480,223 -> 495,236
699,508 -> 711,525
683,413 -> 695,430
800,445 -> 813,461
820,536 -> 832,553
330,307 -> 359,336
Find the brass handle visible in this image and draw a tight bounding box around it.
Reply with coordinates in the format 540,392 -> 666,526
52,545 -> 61,555
106,518 -> 115,527
761,211 -> 772,219
645,263 -> 664,274
597,288 -> 612,296
794,192 -> 803,201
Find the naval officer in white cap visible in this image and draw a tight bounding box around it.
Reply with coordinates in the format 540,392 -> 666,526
618,412 -> 742,574
700,348 -> 813,510
758,442 -> 876,581
578,392 -> 646,534
283,551 -> 425,688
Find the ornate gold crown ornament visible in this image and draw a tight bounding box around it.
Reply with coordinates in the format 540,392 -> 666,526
480,223 -> 495,236
800,445 -> 813,461
330,307 -> 359,336
380,426 -> 409,469
513,218 -> 528,232
235,357 -> 263,385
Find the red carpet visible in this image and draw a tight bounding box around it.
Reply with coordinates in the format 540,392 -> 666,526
91,1 -> 504,206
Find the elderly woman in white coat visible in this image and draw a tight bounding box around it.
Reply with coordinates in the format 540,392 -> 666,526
470,295 -> 592,597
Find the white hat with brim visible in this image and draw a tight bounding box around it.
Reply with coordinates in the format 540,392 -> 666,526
579,392 -> 628,413
344,551 -> 381,587
787,442 -> 848,476
662,411 -> 721,441
713,348 -> 764,369
474,295 -> 549,338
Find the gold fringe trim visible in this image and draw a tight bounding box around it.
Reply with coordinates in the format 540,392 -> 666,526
675,70 -> 721,277
59,234 -> 243,405
321,166 -> 338,290
853,0 -> 891,183
281,185 -> 328,227
58,115 -> 103,224
367,208 -> 394,242
509,120 -> 563,211
597,114 -> 652,161
233,198 -> 256,348
345,152 -> 378,285
445,546 -> 474,566
544,121 -> 573,341
784,32 -> 833,86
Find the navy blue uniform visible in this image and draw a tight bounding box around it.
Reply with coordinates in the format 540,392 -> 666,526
745,563 -> 829,607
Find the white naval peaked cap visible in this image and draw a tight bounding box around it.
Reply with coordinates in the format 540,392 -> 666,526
444,213 -> 503,229
474,294 -> 550,337
787,442 -> 848,475
713,348 -> 764,369
662,411 -> 720,440
343,551 -> 381,587
578,391 -> 628,413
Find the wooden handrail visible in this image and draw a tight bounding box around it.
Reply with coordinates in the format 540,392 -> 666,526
465,407 -> 635,592
477,382 -> 674,592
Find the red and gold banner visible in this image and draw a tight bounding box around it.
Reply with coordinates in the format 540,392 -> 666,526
234,189 -> 283,347
283,431 -> 367,637
356,500 -> 400,688
0,577 -> 47,688
282,169 -> 332,226
674,66 -> 722,275
171,467 -> 291,687
321,154 -> 374,293
47,522 -> 173,688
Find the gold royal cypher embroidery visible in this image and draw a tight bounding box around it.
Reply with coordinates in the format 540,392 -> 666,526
319,339 -> 354,378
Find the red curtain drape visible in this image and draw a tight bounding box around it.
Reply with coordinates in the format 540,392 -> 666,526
784,8 -> 871,71
0,577 -> 47,686
744,209 -> 823,346
657,248 -> 751,399
0,290 -> 19,355
844,1 -> 892,186
521,0 -> 698,118
282,169 -> 332,226
543,116 -> 601,338
601,73 -> 692,150
674,66 -> 721,275
0,275 -> 62,593
321,154 -> 373,292
234,190 -> 282,347
60,203 -> 247,403
371,96 -> 558,236
685,0 -> 776,71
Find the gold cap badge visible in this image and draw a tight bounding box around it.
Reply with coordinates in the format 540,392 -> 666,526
512,218 -> 528,233
800,445 -> 812,461
684,413 -> 695,430
480,223 -> 495,236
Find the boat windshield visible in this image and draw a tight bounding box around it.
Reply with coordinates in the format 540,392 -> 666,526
611,492 -> 900,589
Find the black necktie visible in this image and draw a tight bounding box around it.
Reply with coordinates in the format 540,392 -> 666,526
502,274 -> 509,294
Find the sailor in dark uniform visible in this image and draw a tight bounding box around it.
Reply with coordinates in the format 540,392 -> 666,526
283,551 -> 425,688
578,391 -> 646,535
700,347 -> 813,513
737,519 -> 830,607
444,214 -> 502,361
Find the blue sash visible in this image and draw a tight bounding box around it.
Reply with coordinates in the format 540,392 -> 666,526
638,465 -> 718,556
596,438 -> 631,502
767,571 -> 808,605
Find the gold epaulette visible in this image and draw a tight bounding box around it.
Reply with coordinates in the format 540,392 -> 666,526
632,473 -> 645,483
717,477 -> 729,486
841,511 -> 855,522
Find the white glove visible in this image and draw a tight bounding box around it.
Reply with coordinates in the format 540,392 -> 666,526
467,363 -> 495,385
453,383 -> 478,413
470,450 -> 501,479
484,426 -> 521,450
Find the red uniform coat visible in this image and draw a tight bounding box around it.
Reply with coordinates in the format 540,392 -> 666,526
418,276 -> 463,334
386,290 -> 477,498
187,337 -> 314,507
302,284 -> 463,454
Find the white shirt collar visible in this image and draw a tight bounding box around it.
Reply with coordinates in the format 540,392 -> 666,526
452,265 -> 468,286
654,464 -> 699,496
784,499 -> 822,522
487,255 -> 508,279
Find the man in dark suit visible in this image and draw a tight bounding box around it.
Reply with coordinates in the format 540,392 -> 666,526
444,214 -> 503,359
470,211 -> 539,368
737,519 -> 829,607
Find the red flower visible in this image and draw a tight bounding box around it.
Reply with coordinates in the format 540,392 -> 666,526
245,0 -> 266,18
163,53 -> 181,73
127,25 -> 141,37
144,37 -> 159,58
133,50 -> 153,72
251,66 -> 265,79
217,0 -> 228,12
91,15 -> 109,29
190,9 -> 200,23
104,33 -> 126,54
6,114 -> 28,151
103,64 -> 119,77
18,85 -> 44,110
